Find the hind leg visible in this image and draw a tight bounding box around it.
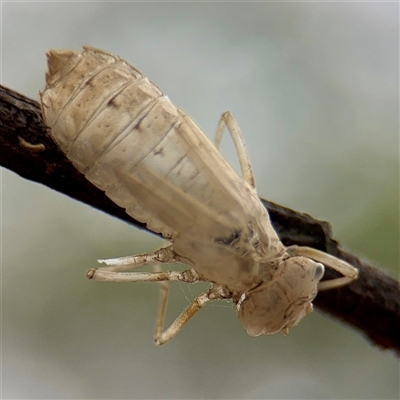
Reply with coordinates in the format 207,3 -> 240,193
214,111 -> 255,188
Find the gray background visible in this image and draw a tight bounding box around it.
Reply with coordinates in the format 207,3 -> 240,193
2,1 -> 399,399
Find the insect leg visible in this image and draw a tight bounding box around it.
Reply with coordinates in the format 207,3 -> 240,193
88,244 -> 190,282
214,111 -> 256,188
96,245 -> 177,273
153,265 -> 170,344
154,284 -> 230,345
86,267 -> 199,283
286,245 -> 359,291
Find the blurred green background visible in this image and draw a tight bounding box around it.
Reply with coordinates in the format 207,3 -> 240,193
2,2 -> 399,399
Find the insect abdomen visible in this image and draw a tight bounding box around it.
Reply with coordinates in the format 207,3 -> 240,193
41,47 -> 170,172
41,47 -> 259,242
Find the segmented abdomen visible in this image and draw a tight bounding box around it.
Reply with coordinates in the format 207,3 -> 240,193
41,47 -> 288,289
41,47 -> 256,241
41,47 -> 174,173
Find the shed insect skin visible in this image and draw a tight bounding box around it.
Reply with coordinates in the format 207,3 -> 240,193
40,46 -> 358,345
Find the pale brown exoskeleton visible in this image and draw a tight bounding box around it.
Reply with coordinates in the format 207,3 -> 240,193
40,47 -> 358,345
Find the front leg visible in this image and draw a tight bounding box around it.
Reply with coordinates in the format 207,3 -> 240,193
154,284 -> 231,345
286,245 -> 359,291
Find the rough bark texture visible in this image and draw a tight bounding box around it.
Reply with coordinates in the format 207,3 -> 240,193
1,84 -> 399,356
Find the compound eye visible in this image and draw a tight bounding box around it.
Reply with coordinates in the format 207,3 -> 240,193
314,263 -> 325,281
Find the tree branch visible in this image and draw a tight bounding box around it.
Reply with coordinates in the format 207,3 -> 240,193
1,84 -> 399,355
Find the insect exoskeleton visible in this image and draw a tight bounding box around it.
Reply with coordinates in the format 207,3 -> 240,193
236,256 -> 325,336
40,46 -> 358,345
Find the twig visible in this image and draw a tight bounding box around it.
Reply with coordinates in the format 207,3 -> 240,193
1,84 -> 398,355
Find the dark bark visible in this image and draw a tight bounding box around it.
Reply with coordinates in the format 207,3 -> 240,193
1,84 -> 399,355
